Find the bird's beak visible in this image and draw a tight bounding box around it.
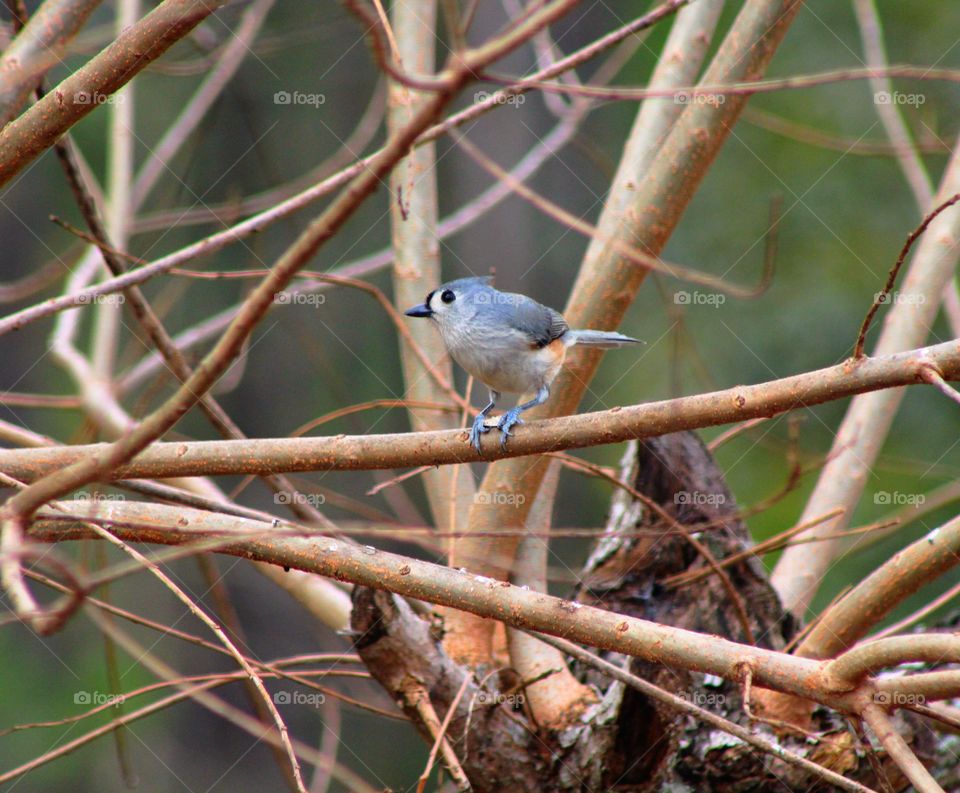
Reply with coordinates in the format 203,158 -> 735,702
405,303 -> 433,318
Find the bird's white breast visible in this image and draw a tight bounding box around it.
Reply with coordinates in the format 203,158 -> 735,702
440,322 -> 561,394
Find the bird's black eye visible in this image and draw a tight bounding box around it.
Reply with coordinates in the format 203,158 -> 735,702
440,289 -> 456,303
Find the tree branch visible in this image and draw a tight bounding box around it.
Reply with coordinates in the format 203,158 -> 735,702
862,703 -> 944,793
0,0 -> 102,125
0,339 -> 957,481
0,0 -> 232,186
799,514 -> 960,659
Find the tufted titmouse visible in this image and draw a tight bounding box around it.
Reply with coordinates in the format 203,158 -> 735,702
405,276 -> 643,453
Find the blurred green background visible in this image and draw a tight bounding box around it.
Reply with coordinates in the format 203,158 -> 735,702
1,0 -> 959,789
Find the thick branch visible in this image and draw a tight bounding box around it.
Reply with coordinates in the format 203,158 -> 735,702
29,502 -> 860,709
799,515 -> 960,659
0,0 -> 102,125
0,0 -> 232,186
1,340 -> 956,481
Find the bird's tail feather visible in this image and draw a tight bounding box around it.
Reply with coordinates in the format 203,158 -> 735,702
566,329 -> 644,349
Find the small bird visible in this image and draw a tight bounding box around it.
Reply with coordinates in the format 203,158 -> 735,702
405,276 -> 643,453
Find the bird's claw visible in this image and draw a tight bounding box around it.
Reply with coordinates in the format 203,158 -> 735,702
469,414 -> 491,454
496,409 -> 524,449
470,408 -> 526,453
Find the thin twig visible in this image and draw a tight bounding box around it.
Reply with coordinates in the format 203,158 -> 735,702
415,675 -> 472,793
919,364 -> 960,407
481,64 -> 960,103
454,132 -> 774,299
854,192 -> 960,357
871,578 -> 960,640
87,524 -> 308,793
741,106 -> 949,157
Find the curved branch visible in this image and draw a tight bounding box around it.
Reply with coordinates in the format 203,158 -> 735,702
799,514 -> 960,659
854,192 -> 960,357
824,636 -> 960,691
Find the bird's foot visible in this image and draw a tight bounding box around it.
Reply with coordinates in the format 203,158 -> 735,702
469,413 -> 492,454
496,408 -> 525,448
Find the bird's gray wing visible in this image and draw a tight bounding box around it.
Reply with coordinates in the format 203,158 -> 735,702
510,295 -> 568,348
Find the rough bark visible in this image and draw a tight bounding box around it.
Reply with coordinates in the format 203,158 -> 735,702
353,432 -> 952,790
570,432 -> 943,791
